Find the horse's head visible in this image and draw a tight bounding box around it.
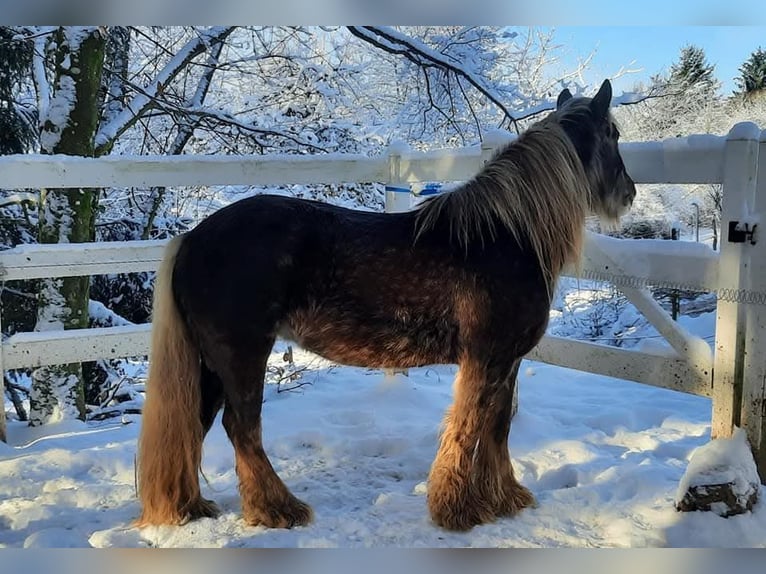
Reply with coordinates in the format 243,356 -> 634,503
554,79 -> 636,225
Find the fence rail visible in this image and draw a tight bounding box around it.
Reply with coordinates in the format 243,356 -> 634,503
1,124 -> 765,481
0,234 -> 715,395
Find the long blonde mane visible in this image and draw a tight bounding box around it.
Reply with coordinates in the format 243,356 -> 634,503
414,113 -> 590,285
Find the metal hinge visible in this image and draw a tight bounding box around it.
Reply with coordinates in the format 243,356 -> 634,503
728,221 -> 758,245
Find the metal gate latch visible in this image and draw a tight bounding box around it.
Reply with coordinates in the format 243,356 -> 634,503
728,221 -> 758,245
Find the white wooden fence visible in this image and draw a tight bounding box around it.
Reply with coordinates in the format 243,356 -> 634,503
1,124 -> 765,480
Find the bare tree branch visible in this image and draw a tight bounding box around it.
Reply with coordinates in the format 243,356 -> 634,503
141,36 -> 227,238
94,26 -> 236,156
347,26 -> 520,126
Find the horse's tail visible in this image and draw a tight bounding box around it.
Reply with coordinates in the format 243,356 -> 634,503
136,234 -> 205,526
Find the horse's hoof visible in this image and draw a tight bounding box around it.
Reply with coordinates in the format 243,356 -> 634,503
429,500 -> 494,531
244,495 -> 314,529
497,484 -> 537,516
428,489 -> 495,531
135,496 -> 220,528
186,497 -> 221,521
177,497 -> 221,525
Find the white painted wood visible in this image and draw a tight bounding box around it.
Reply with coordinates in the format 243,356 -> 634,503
575,231 -> 720,293
0,232 -> 720,295
481,130 -> 514,163
740,128 -> 766,479
2,324 -> 152,370
385,141 -> 412,214
621,135 -> 726,184
712,123 -> 761,439
0,323 -> 712,399
0,133 -> 729,192
0,154 -> 390,189
0,128 -> 761,436
527,336 -> 712,398
0,240 -> 169,281
581,232 -> 714,374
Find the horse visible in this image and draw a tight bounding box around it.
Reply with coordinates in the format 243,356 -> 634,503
136,79 -> 636,532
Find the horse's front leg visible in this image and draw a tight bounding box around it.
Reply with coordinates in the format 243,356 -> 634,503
427,357 -> 535,531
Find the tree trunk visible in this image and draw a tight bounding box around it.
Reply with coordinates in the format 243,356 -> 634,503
29,27 -> 106,426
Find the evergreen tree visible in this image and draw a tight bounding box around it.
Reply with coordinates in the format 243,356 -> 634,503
0,27 -> 36,154
633,45 -> 722,140
736,47 -> 766,95
668,44 -> 719,97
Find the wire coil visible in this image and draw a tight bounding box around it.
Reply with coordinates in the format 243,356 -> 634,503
578,269 -> 766,305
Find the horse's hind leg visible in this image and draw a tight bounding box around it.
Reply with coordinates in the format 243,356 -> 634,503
200,361 -> 224,436
214,336 -> 313,528
428,357 -> 535,531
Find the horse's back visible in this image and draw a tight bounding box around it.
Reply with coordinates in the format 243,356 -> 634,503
170,194 -> 415,338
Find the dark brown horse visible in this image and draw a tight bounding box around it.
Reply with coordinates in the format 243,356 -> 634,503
136,79 -> 635,531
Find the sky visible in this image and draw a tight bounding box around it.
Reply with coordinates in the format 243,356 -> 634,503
550,26 -> 766,96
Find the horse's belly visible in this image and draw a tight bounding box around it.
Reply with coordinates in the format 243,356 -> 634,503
303,338 -> 427,369
278,313 -> 456,369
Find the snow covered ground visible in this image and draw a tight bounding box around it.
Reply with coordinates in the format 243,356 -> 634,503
2,311 -> 766,548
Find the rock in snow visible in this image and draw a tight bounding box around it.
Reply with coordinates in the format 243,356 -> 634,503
675,427 -> 760,517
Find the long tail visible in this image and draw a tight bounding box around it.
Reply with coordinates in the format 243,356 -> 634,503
136,234 -> 206,526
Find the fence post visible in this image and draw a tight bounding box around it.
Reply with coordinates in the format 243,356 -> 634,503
385,140 -> 411,214
712,123 -> 761,440
383,140 -> 411,381
740,127 -> 766,481
481,129 -> 513,166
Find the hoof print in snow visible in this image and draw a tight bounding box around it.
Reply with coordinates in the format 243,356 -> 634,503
675,481 -> 758,517
674,428 -> 761,518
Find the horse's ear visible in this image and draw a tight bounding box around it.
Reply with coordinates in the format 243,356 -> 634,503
556,88 -> 573,109
590,79 -> 612,117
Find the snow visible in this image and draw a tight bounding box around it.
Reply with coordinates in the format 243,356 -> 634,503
675,428 -> 760,510
39,74 -> 76,153
662,133 -> 727,152
3,25 -> 766,548
728,122 -> 761,140
34,27 -> 101,153
613,92 -> 646,106
7,323 -> 149,345
32,28 -> 55,124
89,300 -> 134,327
94,27 -> 235,151
387,140 -> 410,155
588,230 -> 718,267
34,278 -> 68,332
2,325 -> 765,548
4,238 -> 167,255
482,129 -> 515,146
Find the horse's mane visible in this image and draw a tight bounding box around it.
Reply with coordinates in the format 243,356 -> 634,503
413,103 -> 592,285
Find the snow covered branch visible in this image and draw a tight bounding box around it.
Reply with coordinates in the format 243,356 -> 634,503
114,76 -> 330,153
347,26 -> 521,127
30,26 -> 56,124
94,26 -> 236,156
